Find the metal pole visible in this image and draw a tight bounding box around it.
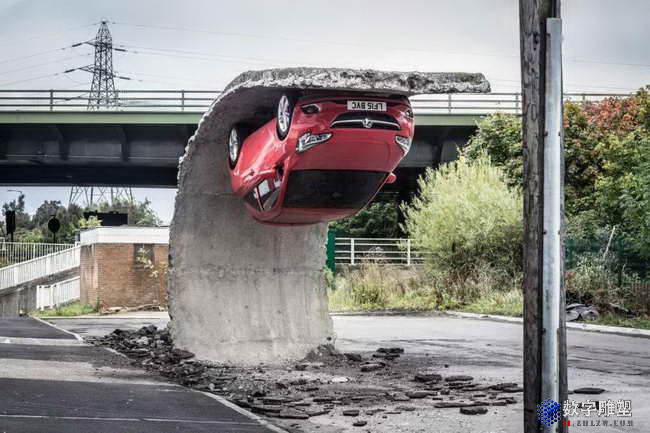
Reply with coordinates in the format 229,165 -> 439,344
541,18 -> 563,429
406,239 -> 412,266
350,238 -> 355,266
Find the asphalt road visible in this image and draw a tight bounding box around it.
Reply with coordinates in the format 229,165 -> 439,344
49,313 -> 650,432
0,317 -> 277,433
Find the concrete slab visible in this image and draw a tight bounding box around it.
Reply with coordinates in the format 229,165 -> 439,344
169,67 -> 489,365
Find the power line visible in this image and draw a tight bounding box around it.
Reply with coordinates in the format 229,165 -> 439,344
112,20 -> 650,69
117,43 -> 318,67
0,71 -> 65,87
0,22 -> 98,47
0,54 -> 91,77
0,46 -> 75,65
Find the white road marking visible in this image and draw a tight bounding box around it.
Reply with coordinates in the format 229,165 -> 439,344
0,414 -> 259,425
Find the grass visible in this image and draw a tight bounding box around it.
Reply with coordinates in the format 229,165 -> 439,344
32,302 -> 97,317
590,313 -> 650,330
460,289 -> 523,317
327,265 -> 650,330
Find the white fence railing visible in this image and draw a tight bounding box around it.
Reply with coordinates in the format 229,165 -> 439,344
36,276 -> 80,310
0,245 -> 80,291
0,242 -> 75,268
335,238 -> 431,266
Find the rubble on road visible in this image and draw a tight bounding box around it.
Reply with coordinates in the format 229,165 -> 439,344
88,325 -> 522,432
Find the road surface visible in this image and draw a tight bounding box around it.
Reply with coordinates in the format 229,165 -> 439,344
49,313 -> 650,432
0,317 -> 278,433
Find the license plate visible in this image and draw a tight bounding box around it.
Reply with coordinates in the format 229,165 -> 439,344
347,100 -> 386,111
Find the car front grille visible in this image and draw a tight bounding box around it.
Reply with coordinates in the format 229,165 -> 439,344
330,112 -> 400,131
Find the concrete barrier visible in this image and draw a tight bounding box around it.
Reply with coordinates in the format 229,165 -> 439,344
169,67 -> 489,365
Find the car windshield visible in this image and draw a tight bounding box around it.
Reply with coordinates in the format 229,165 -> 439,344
283,170 -> 387,209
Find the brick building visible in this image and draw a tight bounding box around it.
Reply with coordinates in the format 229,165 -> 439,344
79,227 -> 169,309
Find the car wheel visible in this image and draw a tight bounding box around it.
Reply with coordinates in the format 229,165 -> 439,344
276,94 -> 294,140
228,126 -> 242,169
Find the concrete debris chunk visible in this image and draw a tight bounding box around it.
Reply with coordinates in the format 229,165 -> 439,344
414,372 -> 443,383
445,375 -> 473,382
573,387 -> 606,394
460,406 -> 488,415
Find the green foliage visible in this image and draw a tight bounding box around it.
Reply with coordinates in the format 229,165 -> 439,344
1,195 -> 162,244
466,91 -> 650,263
327,263 -> 436,311
329,202 -> 399,238
32,302 -> 97,317
98,198 -> 162,227
591,314 -> 650,330
464,113 -> 523,189
462,289 -> 523,317
77,216 -> 102,231
401,154 -> 523,286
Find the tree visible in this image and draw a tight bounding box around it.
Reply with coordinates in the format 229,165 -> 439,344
329,202 -> 399,238
98,198 -> 162,226
465,89 -> 650,261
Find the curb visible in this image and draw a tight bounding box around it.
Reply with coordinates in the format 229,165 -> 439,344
332,309 -> 650,338
443,311 -> 650,339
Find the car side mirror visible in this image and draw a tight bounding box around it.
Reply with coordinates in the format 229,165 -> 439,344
386,172 -> 397,184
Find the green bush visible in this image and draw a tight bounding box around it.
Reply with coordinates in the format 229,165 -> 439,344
401,153 -> 523,294
327,263 -> 436,311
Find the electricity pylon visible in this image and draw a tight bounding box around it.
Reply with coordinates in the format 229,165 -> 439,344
69,21 -> 132,208
82,21 -> 118,109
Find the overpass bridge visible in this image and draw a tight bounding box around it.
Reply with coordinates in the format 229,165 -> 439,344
0,90 -> 627,192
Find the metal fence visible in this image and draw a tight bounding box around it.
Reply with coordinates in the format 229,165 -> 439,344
0,242 -> 76,268
335,238 -> 431,266
0,90 -> 631,114
36,276 -> 80,310
0,245 -> 80,291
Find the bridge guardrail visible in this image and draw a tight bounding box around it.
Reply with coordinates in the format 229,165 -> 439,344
0,90 -> 631,114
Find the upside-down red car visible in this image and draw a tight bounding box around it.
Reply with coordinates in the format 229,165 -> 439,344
228,93 -> 414,225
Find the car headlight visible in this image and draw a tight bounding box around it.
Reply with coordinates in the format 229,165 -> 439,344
296,132 -> 332,153
395,135 -> 412,154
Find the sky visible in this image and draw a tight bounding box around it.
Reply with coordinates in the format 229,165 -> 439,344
0,0 -> 648,223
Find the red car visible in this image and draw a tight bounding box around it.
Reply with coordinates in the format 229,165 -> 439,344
228,93 -> 414,225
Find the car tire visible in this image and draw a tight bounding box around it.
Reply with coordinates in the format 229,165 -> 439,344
228,125 -> 242,169
276,93 -> 295,140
